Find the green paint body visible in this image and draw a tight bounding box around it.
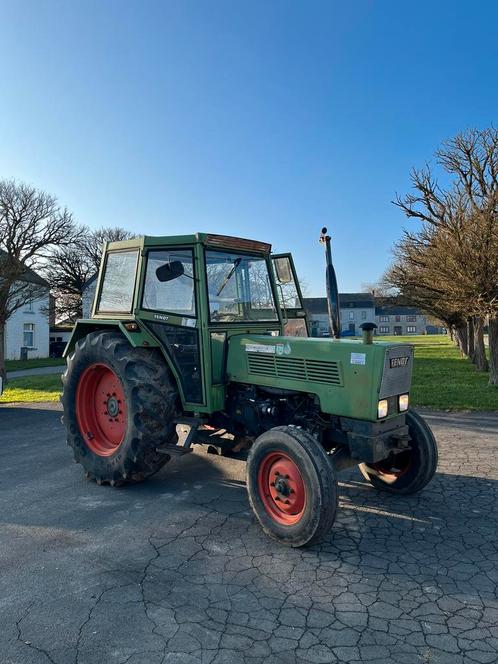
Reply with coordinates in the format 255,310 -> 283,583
65,234 -> 413,422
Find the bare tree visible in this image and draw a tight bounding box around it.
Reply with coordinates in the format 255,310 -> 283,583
83,226 -> 133,272
0,179 -> 78,380
389,127 -> 498,385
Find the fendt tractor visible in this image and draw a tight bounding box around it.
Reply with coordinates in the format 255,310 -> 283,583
62,228 -> 438,547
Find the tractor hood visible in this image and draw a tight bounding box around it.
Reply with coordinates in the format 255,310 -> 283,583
226,334 -> 414,422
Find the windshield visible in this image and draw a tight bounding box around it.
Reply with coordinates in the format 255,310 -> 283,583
205,250 -> 278,323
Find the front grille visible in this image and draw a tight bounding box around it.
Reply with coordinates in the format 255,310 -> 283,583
247,353 -> 342,385
379,345 -> 413,398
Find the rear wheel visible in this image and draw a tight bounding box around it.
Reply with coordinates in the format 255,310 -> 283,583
246,426 -> 337,547
359,410 -> 438,494
62,330 -> 178,485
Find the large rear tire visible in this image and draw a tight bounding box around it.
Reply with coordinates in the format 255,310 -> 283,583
62,330 -> 178,485
246,426 -> 337,547
359,410 -> 438,494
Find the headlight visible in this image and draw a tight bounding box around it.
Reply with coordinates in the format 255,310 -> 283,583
377,399 -> 388,419
399,394 -> 409,412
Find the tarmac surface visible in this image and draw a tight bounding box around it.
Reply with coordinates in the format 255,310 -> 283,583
6,365 -> 65,379
0,403 -> 497,664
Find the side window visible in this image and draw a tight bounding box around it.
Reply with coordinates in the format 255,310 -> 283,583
98,250 -> 138,313
142,250 -> 196,317
272,256 -> 302,309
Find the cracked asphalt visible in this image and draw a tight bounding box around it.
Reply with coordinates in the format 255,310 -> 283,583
1,403 -> 497,664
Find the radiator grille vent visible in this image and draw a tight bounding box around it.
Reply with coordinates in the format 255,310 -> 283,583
247,353 -> 342,386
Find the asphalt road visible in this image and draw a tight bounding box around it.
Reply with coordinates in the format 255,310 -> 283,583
6,365 -> 65,379
0,404 -> 497,664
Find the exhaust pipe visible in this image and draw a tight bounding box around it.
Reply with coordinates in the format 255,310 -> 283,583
319,227 -> 341,339
360,322 -> 377,345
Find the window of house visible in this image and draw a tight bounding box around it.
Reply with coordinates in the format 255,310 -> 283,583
142,249 -> 196,316
361,311 -> 367,320
379,315 -> 389,322
406,326 -> 417,333
23,323 -> 35,347
395,315 -> 401,322
379,326 -> 389,334
25,300 -> 33,312
406,315 -> 417,322
349,311 -> 355,320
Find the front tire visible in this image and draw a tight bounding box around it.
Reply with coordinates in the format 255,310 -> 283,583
62,330 -> 178,485
246,426 -> 337,547
359,410 -> 438,494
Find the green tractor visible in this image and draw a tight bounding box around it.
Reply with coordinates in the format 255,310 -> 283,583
62,229 -> 437,547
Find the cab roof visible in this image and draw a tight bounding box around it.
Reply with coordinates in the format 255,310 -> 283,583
106,233 -> 272,255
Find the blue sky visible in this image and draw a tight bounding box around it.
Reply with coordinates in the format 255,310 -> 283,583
1,0 -> 496,295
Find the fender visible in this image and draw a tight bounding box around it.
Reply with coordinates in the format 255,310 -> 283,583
63,319 -> 160,357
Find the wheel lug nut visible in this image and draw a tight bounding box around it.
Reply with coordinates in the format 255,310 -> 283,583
275,471 -> 280,476
285,500 -> 290,504
284,475 -> 290,479
270,482 -> 275,487
274,496 -> 280,501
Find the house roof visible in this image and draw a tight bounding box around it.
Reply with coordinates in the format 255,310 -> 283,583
304,294 -> 425,316
374,296 -> 424,316
304,293 -> 375,313
0,250 -> 49,287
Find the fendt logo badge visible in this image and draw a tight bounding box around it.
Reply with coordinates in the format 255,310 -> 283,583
390,356 -> 409,368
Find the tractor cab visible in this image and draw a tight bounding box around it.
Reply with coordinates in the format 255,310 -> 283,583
73,233 -> 308,413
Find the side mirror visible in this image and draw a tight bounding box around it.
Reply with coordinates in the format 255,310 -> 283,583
273,257 -> 293,284
156,260 -> 185,283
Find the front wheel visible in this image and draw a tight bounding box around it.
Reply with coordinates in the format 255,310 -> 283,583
246,426 -> 337,547
359,410 -> 438,494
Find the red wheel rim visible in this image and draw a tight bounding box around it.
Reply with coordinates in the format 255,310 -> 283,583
76,363 -> 127,457
369,449 -> 412,481
257,452 -> 306,525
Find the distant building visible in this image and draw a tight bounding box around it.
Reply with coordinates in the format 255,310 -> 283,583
375,302 -> 427,336
305,293 -> 376,336
304,294 -> 443,336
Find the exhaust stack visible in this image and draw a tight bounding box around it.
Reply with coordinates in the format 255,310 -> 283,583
319,227 -> 341,339
360,322 -> 377,345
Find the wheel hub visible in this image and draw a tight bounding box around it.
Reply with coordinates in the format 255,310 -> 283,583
106,395 -> 120,418
257,452 -> 306,525
76,364 -> 127,457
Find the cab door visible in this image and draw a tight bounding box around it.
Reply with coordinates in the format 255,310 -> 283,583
271,253 -> 309,337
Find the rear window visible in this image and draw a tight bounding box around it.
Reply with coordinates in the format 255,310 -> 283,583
97,250 -> 138,313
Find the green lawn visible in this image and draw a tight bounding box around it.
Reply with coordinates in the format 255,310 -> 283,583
0,374 -> 63,403
6,357 -> 65,372
380,334 -> 497,410
1,335 -> 496,410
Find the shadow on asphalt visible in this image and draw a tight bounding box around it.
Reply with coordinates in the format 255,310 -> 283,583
1,404 -> 496,555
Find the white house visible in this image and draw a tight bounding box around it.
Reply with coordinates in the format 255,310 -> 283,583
4,271 -> 51,360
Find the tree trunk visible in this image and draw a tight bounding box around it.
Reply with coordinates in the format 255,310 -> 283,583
468,317 -> 476,363
488,316 -> 498,387
0,322 -> 6,384
455,324 -> 469,356
473,316 -> 489,372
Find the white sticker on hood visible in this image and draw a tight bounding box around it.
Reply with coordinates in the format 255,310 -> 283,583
245,343 -> 276,354
351,352 -> 366,365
